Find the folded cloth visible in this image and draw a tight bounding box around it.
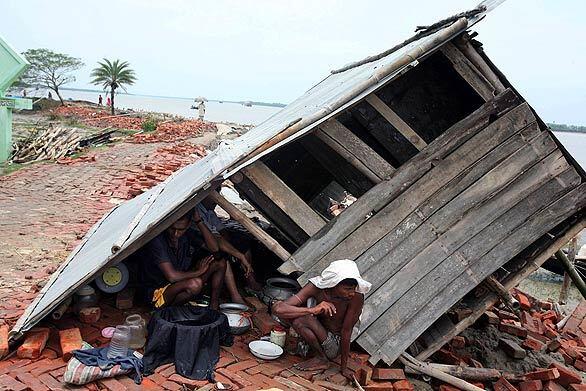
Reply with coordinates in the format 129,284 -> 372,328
72,347 -> 143,384
308,259 -> 371,294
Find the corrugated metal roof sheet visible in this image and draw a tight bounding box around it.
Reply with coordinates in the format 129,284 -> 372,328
11,2 -> 495,339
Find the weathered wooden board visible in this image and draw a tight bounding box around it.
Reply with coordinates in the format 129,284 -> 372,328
365,94 -> 428,150
279,90 -> 522,275
318,119 -> 395,180
233,175 -> 309,247
356,134 -> 562,335
441,42 -> 495,101
358,150 -> 573,351
375,182 -> 586,364
298,103 -> 537,283
301,134 -> 374,197
242,161 -> 326,236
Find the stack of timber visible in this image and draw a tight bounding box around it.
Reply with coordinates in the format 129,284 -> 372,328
11,126 -> 83,163
279,90 -> 586,365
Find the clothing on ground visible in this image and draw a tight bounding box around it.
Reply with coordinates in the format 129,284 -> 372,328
72,347 -> 143,384
196,203 -> 225,234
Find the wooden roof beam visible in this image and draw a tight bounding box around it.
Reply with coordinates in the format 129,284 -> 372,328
365,94 -> 428,151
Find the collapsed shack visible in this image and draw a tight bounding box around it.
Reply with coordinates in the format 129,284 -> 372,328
7,1 -> 586,388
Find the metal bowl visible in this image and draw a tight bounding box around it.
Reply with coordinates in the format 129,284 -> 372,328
262,277 -> 301,305
248,340 -> 283,360
219,303 -> 249,314
224,313 -> 251,335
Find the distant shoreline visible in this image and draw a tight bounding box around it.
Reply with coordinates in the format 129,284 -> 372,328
60,87 -> 287,108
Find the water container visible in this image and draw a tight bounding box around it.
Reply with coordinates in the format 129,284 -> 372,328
107,325 -> 131,358
124,314 -> 146,349
73,285 -> 98,314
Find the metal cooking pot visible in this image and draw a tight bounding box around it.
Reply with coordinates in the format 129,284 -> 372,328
262,277 -> 301,305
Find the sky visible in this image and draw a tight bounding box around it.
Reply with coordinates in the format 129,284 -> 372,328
2,0 -> 585,124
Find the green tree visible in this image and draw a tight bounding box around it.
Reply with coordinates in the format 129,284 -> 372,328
90,59 -> 137,115
20,49 -> 84,106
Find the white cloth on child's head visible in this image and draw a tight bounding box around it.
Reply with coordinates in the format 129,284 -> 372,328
308,259 -> 371,294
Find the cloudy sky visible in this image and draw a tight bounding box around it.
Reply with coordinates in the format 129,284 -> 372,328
2,0 -> 585,123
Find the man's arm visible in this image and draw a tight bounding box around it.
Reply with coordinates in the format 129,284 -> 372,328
272,283 -> 336,319
158,256 -> 213,283
193,209 -> 220,252
340,293 -> 364,378
216,233 -> 252,275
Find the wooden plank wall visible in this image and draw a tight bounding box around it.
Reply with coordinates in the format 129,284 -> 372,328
282,90 -> 586,364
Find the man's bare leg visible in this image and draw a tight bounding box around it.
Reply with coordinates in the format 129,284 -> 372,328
206,258 -> 227,310
291,315 -> 330,371
163,277 -> 203,306
224,262 -> 246,304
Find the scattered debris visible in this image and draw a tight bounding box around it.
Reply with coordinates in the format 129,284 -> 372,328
11,126 -> 82,163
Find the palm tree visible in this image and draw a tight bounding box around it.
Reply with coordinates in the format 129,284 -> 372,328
90,59 -> 137,115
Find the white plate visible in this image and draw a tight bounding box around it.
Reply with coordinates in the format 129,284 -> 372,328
248,340 -> 283,360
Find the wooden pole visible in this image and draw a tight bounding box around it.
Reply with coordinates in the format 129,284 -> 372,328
404,363 -> 523,382
559,237 -> 577,304
556,248 -> 586,299
485,275 -> 520,311
399,353 -> 484,391
208,190 -> 291,261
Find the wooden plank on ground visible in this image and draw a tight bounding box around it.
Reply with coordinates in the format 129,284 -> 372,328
441,42 -> 495,101
374,182 -> 586,364
318,119 -> 395,180
297,103 -> 537,284
278,89 -> 522,275
242,161 -> 326,236
365,94 -> 428,150
357,152 -> 575,355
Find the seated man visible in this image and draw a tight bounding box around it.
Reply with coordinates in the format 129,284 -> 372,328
140,209 -> 226,310
196,198 -> 262,304
272,259 -> 371,379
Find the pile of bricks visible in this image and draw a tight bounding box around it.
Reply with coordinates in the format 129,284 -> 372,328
56,155 -> 97,165
130,120 -> 214,144
96,142 -> 207,200
429,289 -> 586,391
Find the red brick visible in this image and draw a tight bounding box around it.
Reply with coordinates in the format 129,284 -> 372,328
525,369 -> 560,381
574,359 -> 586,371
500,338 -> 527,359
437,348 -> 464,365
216,368 -> 253,387
78,307 -> 101,324
451,336 -> 467,349
439,385 -> 460,391
539,301 -> 554,311
569,385 -> 586,391
522,312 -> 544,335
547,338 -> 563,352
356,365 -> 373,385
252,311 -> 279,335
141,378 -> 164,390
543,380 -> 566,391
394,379 -> 415,391
497,309 -> 520,321
520,380 -> 543,391
0,326 -> 8,358
168,373 -> 208,388
15,371 -> 50,391
523,337 -> 545,351
250,373 -> 283,389
98,377 -> 127,391
116,376 -> 144,391
158,364 -> 176,377
17,328 -> 50,359
0,374 -> 28,391
226,358 -> 258,372
494,376 -> 519,391
284,375 -> 327,391
215,355 -> 236,369
500,322 -> 529,338
59,328 -> 83,361
160,380 -> 182,390
365,381 -> 395,391
372,368 -> 406,380
548,362 -> 582,387
38,373 -> 67,390
30,359 -> 67,377
484,311 -> 500,324
516,292 -> 532,310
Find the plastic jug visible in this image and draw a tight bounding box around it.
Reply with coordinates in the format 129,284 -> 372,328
124,314 -> 146,349
107,325 -> 131,358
